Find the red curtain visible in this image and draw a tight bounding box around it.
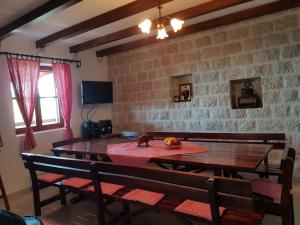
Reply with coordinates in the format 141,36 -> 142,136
53,63 -> 73,139
7,57 -> 40,151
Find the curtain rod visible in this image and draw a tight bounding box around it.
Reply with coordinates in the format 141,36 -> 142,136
0,51 -> 81,68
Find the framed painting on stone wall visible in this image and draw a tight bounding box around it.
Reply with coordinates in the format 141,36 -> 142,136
230,77 -> 263,109
171,74 -> 192,103
179,83 -> 192,102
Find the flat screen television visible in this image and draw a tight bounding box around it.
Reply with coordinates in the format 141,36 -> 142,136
81,81 -> 113,105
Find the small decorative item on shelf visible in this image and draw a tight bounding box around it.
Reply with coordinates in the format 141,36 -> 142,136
174,95 -> 180,102
137,135 -> 153,147
164,137 -> 181,149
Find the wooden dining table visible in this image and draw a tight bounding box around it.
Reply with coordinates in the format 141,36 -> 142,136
51,137 -> 273,173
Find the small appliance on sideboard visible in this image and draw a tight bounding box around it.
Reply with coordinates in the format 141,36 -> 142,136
82,120 -> 112,139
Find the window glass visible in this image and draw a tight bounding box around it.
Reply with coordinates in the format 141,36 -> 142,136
12,93 -> 36,129
11,67 -> 62,132
39,71 -> 56,97
40,98 -> 60,125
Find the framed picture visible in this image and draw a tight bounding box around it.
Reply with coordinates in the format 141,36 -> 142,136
179,83 -> 192,102
229,77 -> 263,109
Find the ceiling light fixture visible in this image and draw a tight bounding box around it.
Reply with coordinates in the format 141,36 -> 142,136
138,0 -> 184,40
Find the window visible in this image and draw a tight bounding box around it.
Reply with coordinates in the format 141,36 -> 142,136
11,66 -> 63,134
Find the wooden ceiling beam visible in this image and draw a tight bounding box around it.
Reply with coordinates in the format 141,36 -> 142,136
70,0 -> 253,53
0,0 -> 81,41
36,0 -> 174,48
96,0 -> 300,57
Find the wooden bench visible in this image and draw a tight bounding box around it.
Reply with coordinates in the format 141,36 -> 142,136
21,152 -> 295,225
146,131 -> 286,176
145,132 -> 285,148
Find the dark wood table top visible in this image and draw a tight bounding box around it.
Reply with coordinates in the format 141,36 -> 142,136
51,138 -> 272,172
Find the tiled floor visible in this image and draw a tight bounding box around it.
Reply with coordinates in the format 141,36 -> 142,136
1,178 -> 299,225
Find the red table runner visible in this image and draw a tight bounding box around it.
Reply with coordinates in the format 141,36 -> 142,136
107,140 -> 208,166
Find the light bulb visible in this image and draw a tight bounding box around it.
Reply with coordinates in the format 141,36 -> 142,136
138,19 -> 152,34
157,27 -> 168,39
170,18 -> 184,32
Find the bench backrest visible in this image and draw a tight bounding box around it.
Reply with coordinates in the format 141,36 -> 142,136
146,132 -> 285,149
91,160 -> 256,224
21,153 -> 92,180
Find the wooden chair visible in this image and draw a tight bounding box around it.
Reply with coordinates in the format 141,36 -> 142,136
21,153 -> 122,218
21,153 -> 93,216
255,147 -> 295,178
251,149 -> 295,225
90,160 -> 265,225
0,175 -> 10,210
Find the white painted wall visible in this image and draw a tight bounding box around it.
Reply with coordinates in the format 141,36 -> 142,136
0,36 -> 110,194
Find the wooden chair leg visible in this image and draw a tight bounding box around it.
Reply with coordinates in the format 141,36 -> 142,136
213,169 -> 222,176
290,194 -> 295,225
263,158 -> 269,179
121,203 -> 130,225
281,207 -> 292,225
95,198 -> 105,225
32,185 -> 41,216
0,175 -> 10,210
59,187 -> 67,205
122,202 -> 130,215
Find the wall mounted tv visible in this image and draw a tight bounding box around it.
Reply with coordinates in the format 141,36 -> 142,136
81,81 -> 113,105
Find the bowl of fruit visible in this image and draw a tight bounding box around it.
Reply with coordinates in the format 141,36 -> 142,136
164,137 -> 182,149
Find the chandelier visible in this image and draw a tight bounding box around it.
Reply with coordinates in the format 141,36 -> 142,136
138,0 -> 184,39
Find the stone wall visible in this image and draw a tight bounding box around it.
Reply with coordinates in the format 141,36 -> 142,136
107,8 -> 300,168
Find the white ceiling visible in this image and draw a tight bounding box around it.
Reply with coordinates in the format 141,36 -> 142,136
0,0 -> 280,52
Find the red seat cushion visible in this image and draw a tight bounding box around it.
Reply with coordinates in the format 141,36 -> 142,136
37,173 -> 66,183
175,200 -> 226,221
122,189 -> 165,206
251,179 -> 282,200
61,178 -> 92,189
86,182 -> 124,195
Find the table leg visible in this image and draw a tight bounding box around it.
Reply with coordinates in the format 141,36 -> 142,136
213,169 -> 222,176
223,170 -> 231,177
75,153 -> 83,159
69,153 -> 85,204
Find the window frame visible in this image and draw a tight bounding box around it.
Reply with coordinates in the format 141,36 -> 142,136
14,65 -> 64,135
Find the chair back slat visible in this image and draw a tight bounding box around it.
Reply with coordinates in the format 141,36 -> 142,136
97,171 -> 210,203
280,157 -> 295,203
22,153 -> 91,170
91,161 -> 256,209
93,162 -> 209,189
34,164 -> 91,179
213,177 -> 252,197
218,194 -> 254,210
21,153 -> 92,180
